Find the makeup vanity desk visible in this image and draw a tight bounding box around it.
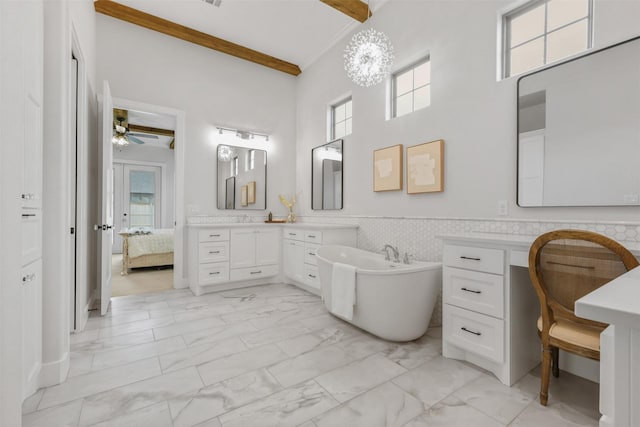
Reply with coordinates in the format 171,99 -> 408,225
440,232 -> 640,427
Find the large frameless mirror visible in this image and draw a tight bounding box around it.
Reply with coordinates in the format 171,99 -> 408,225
312,139 -> 343,210
517,36 -> 640,207
216,144 -> 267,210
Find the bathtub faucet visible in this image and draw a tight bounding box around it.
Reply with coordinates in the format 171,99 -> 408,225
382,244 -> 400,263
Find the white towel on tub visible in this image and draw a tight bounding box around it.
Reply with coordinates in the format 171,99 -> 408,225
331,262 -> 357,320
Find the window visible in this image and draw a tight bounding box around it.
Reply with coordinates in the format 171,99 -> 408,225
392,58 -> 431,118
232,157 -> 238,177
128,170 -> 156,228
332,97 -> 352,140
504,0 -> 592,78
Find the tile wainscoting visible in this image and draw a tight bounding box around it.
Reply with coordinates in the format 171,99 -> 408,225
187,215 -> 640,327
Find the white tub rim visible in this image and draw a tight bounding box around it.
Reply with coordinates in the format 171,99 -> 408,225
316,245 -> 441,276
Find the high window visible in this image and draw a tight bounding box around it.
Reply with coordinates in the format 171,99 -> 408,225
392,58 -> 431,118
504,0 -> 592,78
331,97 -> 352,140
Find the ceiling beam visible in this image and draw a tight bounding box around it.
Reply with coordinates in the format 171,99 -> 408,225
320,0 -> 371,23
129,124 -> 175,137
94,0 -> 301,76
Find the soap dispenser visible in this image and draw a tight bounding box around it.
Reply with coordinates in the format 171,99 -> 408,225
268,211 -> 273,222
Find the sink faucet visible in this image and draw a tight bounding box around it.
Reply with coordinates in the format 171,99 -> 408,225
382,244 -> 400,263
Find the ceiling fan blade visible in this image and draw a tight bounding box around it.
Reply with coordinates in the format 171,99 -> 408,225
127,132 -> 159,139
128,135 -> 146,144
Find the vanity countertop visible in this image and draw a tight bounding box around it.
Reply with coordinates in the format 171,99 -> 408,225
438,232 -> 640,256
187,222 -> 358,230
576,265 -> 640,328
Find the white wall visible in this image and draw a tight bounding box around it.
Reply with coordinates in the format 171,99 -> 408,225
296,0 -> 640,222
114,145 -> 176,228
42,0 -> 97,390
95,15 -> 297,220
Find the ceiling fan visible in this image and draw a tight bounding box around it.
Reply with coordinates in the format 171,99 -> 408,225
112,108 -> 176,149
112,110 -> 159,146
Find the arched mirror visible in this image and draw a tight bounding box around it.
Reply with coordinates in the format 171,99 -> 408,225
312,139 -> 343,210
216,144 -> 267,210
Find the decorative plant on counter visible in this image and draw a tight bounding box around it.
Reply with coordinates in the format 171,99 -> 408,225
278,194 -> 297,223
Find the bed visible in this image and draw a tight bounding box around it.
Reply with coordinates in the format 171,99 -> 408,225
119,228 -> 174,275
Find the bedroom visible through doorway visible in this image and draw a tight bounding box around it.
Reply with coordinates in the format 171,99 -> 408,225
111,107 -> 176,297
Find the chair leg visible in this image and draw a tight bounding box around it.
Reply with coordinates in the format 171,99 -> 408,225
540,346 -> 552,406
552,347 -> 559,378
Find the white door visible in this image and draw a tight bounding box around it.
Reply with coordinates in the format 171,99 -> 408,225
230,229 -> 255,269
255,228 -> 280,265
98,81 -> 114,315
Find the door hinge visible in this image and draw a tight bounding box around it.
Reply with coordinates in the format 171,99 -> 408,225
70,227 -> 75,235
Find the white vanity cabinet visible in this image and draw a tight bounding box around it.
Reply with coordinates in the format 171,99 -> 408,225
441,236 -> 540,386
188,225 -> 280,295
282,226 -> 357,295
229,228 -> 280,282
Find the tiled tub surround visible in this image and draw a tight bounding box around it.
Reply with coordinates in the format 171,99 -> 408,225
23,284 -> 600,426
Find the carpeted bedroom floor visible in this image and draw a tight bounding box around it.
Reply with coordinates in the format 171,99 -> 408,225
111,254 -> 174,297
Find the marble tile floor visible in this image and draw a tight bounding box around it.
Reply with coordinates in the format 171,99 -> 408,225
22,283 -> 599,427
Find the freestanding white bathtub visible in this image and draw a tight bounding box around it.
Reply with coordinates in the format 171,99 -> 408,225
316,245 -> 442,342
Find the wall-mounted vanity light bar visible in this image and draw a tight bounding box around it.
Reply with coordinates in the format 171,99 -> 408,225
216,126 -> 270,141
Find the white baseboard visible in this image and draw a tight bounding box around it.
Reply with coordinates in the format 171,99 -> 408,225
39,351 -> 70,388
22,363 -> 42,400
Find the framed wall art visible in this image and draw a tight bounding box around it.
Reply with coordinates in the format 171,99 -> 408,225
247,181 -> 256,204
406,139 -> 444,194
373,144 -> 403,192
241,185 -> 248,206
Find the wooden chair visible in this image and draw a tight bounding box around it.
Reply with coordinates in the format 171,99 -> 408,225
528,229 -> 639,406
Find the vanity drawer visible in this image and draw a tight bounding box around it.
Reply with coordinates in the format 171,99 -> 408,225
199,242 -> 229,263
445,304 -> 504,364
304,265 -> 320,289
444,267 -> 504,318
283,229 -> 304,242
199,229 -> 230,243
443,244 -> 504,275
304,243 -> 320,266
304,231 -> 323,244
198,262 -> 229,285
230,264 -> 279,282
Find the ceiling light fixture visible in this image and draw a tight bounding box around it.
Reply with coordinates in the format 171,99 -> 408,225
112,133 -> 129,147
217,145 -> 235,162
216,126 -> 270,142
343,1 -> 394,87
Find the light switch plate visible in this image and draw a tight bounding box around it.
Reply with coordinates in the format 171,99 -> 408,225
497,200 -> 508,216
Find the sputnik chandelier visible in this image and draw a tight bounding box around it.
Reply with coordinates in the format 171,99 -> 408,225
343,2 -> 394,87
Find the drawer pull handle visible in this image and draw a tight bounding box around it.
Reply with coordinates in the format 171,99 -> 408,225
461,327 -> 482,336
250,270 -> 262,275
460,256 -> 481,261
308,252 -> 315,256
461,287 -> 481,294
288,233 -> 296,236
209,251 -> 220,254
307,235 -> 316,238
209,271 -> 220,275
210,234 -> 221,237
308,274 -> 316,279
21,213 -> 37,218
547,261 -> 595,270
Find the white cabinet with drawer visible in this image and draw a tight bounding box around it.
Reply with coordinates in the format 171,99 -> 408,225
230,228 -> 279,279
189,227 -> 231,295
189,225 -> 280,295
282,226 -> 357,295
442,240 -> 539,386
